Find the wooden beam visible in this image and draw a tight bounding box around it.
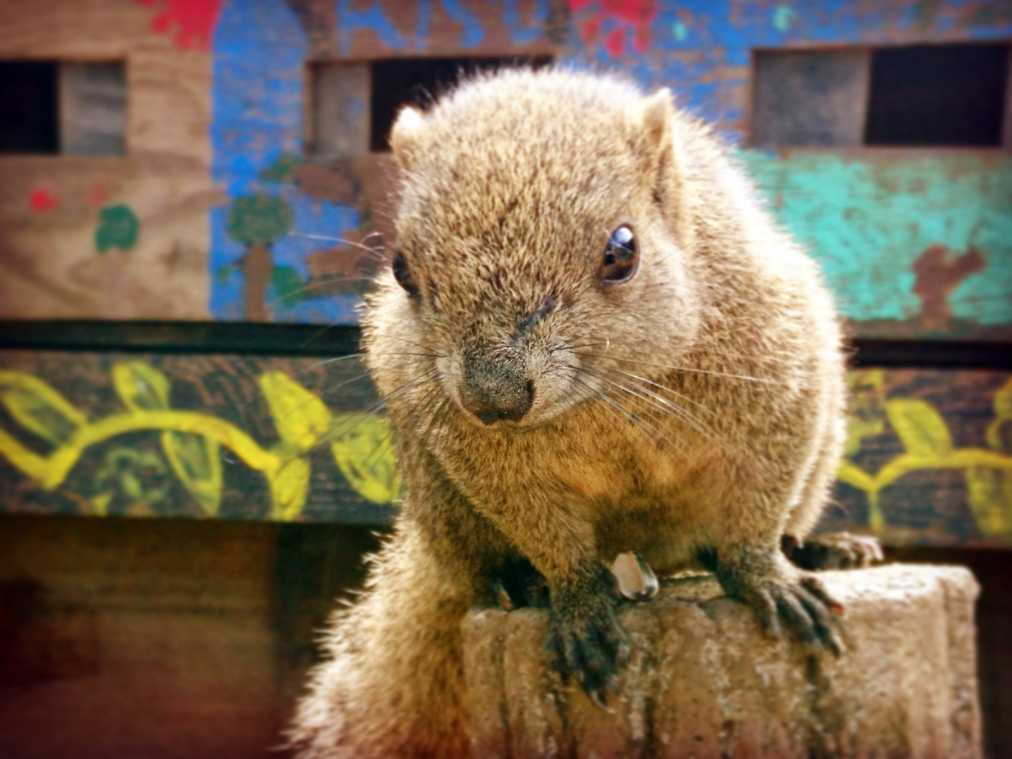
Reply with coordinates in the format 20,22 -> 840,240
0,350 -> 1009,547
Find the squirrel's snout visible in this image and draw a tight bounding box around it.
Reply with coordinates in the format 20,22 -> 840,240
459,354 -> 534,425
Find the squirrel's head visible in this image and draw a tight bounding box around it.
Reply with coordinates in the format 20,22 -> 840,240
376,69 -> 701,430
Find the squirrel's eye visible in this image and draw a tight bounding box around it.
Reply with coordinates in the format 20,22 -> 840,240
598,225 -> 639,285
392,251 -> 419,297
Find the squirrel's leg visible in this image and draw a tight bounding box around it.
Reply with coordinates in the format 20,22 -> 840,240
701,490 -> 846,656
477,500 -> 629,706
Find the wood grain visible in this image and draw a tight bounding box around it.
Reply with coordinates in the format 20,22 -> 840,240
1,350 -> 1009,547
751,49 -> 870,148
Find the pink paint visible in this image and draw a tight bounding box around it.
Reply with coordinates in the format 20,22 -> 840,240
568,0 -> 658,58
29,188 -> 58,213
136,0 -> 224,50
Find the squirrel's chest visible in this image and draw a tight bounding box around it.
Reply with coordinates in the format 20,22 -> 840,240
479,421 -> 714,510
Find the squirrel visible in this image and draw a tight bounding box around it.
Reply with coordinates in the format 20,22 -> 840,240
288,68 -> 882,758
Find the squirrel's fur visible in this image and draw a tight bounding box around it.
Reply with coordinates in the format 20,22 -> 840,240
289,68 -> 848,758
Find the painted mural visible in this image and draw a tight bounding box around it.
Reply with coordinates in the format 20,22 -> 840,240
2,0 -> 1009,331
0,358 -> 399,521
193,0 -> 1012,331
0,357 -> 1010,546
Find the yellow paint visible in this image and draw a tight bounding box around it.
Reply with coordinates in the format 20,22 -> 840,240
841,373 -> 1012,538
330,412 -> 401,504
258,371 -> 331,454
0,364 -> 400,519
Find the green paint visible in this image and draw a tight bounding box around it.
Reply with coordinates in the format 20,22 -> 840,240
772,5 -> 795,32
95,204 -> 140,253
226,193 -> 292,247
271,264 -> 307,306
741,151 -> 1012,328
259,152 -> 303,184
672,21 -> 688,41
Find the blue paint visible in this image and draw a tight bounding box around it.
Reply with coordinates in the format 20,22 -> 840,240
441,0 -> 483,48
337,0 -> 405,54
502,0 -> 549,46
414,0 -> 433,51
211,0 -> 360,323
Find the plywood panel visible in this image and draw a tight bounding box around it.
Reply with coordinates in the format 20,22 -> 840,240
0,0 -> 1008,335
1,350 -> 1009,548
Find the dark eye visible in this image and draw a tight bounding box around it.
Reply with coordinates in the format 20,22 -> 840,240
392,251 -> 419,297
598,225 -> 639,285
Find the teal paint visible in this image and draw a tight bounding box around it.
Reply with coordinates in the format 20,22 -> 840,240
741,151 -> 1012,328
671,21 -> 688,41
772,5 -> 796,33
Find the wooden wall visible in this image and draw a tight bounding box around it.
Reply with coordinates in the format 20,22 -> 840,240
0,0 -> 1009,337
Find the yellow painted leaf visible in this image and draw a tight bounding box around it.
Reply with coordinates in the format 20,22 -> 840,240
843,415 -> 885,457
965,467 -> 1012,538
269,457 -> 310,520
836,460 -> 876,493
112,362 -> 222,515
113,361 -> 170,411
330,413 -> 400,504
258,372 -> 331,454
162,431 -> 223,516
994,379 -> 1012,419
0,370 -> 86,445
885,398 -> 952,457
91,492 -> 112,517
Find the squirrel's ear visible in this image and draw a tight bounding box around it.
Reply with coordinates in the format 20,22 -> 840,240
390,105 -> 426,170
641,87 -> 674,156
637,88 -> 682,219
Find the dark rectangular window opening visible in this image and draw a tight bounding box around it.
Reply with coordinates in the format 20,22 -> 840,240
865,43 -> 1008,147
0,60 -> 126,156
370,56 -> 553,152
751,42 -> 1009,148
1,61 -> 59,154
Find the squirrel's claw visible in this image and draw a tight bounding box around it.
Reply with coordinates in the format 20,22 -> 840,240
547,566 -> 630,704
712,550 -> 846,656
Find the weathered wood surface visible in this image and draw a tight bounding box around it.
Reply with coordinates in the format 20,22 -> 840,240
0,514 -> 382,759
751,50 -> 870,148
0,0 -> 1009,338
59,61 -> 127,156
0,0 -> 216,320
0,350 -> 1009,547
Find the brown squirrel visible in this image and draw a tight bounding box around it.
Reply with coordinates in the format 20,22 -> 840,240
288,68 -> 881,758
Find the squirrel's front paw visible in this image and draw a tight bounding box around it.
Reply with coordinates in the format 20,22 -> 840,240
712,550 -> 845,655
547,566 -> 630,707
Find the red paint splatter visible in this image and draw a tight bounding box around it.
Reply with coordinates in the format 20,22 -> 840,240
602,0 -> 656,25
29,188 -> 58,213
86,182 -> 110,208
567,0 -> 657,58
136,0 -> 224,50
605,27 -> 626,57
580,17 -> 601,46
912,245 -> 986,330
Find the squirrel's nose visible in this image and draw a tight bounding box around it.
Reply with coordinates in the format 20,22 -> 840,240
460,355 -> 534,425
